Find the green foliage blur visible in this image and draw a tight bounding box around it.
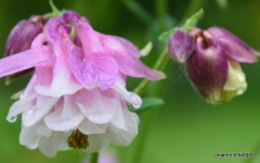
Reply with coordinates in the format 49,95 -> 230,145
1,0 -> 260,163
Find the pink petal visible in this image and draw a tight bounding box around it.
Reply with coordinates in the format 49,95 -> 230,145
34,18 -> 83,97
97,33 -> 143,57
0,46 -> 54,78
73,16 -> 103,55
107,47 -> 165,80
69,48 -> 118,90
76,89 -> 117,124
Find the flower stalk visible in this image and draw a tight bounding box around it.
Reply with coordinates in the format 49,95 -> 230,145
90,152 -> 99,163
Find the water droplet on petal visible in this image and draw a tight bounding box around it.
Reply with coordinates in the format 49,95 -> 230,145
10,116 -> 17,122
129,93 -> 142,108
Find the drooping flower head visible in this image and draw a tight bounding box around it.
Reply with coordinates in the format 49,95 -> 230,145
167,27 -> 259,104
0,10 -> 165,157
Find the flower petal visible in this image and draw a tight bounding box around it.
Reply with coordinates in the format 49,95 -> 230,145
22,96 -> 58,127
34,18 -> 83,97
78,118 -> 108,135
97,33 -> 143,57
72,14 -> 103,54
6,74 -> 38,122
104,110 -> 139,146
85,134 -> 109,152
69,48 -> 118,90
207,27 -> 259,63
19,121 -> 44,150
111,78 -> 142,108
76,89 -> 117,124
0,46 -> 54,78
38,131 -> 65,157
44,96 -> 84,131
100,36 -> 165,81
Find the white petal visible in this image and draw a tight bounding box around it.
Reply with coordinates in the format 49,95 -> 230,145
22,96 -> 58,127
76,89 -> 117,124
44,96 -> 84,131
34,69 -> 83,97
36,125 -> 52,138
38,131 -> 64,157
111,78 -> 142,108
19,122 -> 44,149
78,118 -> 108,135
6,75 -> 39,122
6,100 -> 32,123
105,110 -> 139,146
85,134 -> 109,152
109,94 -> 126,130
58,131 -> 72,150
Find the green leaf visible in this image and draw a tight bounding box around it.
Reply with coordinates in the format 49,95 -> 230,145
128,97 -> 164,113
183,8 -> 204,30
158,27 -> 178,41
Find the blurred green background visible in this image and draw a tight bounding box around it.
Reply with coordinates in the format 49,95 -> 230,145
1,0 -> 260,163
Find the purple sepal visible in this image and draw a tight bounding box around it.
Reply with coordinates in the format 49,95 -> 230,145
167,29 -> 195,64
207,27 -> 259,63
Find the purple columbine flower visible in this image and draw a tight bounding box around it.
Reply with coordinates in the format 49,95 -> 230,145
169,27 -> 259,104
0,11 -> 165,157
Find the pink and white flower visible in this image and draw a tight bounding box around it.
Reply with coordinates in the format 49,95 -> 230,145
0,11 -> 164,157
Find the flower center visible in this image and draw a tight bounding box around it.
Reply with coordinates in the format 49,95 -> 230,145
67,129 -> 89,149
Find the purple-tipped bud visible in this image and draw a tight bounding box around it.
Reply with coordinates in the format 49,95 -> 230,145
4,16 -> 45,83
207,27 -> 260,63
185,36 -> 228,104
167,29 -> 195,64
5,16 -> 44,56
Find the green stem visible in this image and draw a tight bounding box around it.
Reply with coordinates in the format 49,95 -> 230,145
131,1 -> 205,163
155,0 -> 167,32
134,48 -> 168,95
120,0 -> 153,26
131,110 -> 156,163
90,152 -> 99,163
179,0 -> 205,26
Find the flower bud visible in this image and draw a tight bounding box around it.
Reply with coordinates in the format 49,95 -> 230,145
5,16 -> 45,83
167,29 -> 195,64
184,27 -> 256,104
185,36 -> 228,104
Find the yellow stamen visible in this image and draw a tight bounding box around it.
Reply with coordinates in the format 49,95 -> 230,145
67,129 -> 89,150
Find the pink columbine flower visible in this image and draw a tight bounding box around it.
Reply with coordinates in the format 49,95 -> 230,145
0,11 -> 165,157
